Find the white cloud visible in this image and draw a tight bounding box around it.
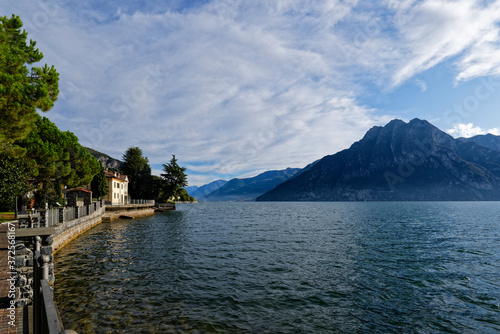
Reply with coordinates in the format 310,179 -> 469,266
446,123 -> 500,138
389,0 -> 500,85
7,1 -> 388,183
5,0 -> 500,185
415,79 -> 427,92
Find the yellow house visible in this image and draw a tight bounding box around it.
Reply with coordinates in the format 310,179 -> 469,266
104,171 -> 129,205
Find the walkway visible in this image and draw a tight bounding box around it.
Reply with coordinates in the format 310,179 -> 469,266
0,222 -> 23,334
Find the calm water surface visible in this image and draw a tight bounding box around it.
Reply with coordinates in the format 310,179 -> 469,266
54,202 -> 500,333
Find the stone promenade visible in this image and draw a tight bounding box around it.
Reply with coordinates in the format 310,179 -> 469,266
0,222 -> 22,334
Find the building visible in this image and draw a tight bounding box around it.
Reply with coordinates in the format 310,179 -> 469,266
104,171 -> 129,205
66,188 -> 92,207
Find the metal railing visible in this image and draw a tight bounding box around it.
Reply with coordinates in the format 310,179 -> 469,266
18,200 -> 104,228
33,236 -> 77,334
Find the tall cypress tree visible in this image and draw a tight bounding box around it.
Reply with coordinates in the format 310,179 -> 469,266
121,147 -> 153,199
90,165 -> 109,199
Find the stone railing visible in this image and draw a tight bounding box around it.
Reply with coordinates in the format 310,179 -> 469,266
33,236 -> 77,334
17,200 -> 104,228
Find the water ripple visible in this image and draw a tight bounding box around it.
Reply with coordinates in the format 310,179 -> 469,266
55,202 -> 500,333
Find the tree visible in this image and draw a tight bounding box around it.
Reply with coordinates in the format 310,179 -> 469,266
90,165 -> 109,199
21,116 -> 71,183
63,131 -> 101,188
0,15 -> 59,157
20,117 -> 101,187
121,147 -> 153,199
150,175 -> 166,202
0,154 -> 35,211
177,188 -> 195,202
161,155 -> 188,200
18,116 -> 101,207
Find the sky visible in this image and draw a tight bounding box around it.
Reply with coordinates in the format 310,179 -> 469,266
4,0 -> 500,186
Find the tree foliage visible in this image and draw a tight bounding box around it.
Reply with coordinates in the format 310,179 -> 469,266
11,116 -> 101,208
150,175 -> 166,201
177,188 -> 195,202
161,155 -> 188,200
20,116 -> 101,188
90,165 -> 109,199
0,154 -> 35,211
121,147 -> 154,199
0,15 -> 59,157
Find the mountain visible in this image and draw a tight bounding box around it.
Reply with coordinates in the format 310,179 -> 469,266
85,147 -> 123,170
460,133 -> 500,151
203,168 -> 301,201
257,118 -> 500,201
185,180 -> 227,200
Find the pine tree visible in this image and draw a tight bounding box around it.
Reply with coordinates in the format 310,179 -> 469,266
0,15 -> 59,157
161,155 -> 188,200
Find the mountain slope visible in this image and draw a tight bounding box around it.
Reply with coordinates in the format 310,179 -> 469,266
85,147 -> 123,170
185,180 -> 227,200
257,119 -> 500,201
204,168 -> 301,201
460,133 -> 500,151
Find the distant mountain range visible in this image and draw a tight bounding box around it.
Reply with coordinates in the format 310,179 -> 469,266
85,147 -> 123,170
257,119 -> 500,201
185,180 -> 228,200
188,168 -> 301,201
204,168 -> 301,201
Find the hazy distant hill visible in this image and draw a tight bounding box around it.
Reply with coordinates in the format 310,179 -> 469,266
258,118 -> 500,201
185,180 -> 227,200
203,168 -> 301,201
85,147 -> 123,170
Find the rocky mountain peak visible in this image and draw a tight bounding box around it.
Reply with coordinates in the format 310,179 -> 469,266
257,118 -> 500,201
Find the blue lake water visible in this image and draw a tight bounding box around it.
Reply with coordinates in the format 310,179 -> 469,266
54,202 -> 500,333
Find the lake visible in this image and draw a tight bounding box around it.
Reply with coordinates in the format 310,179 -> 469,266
54,202 -> 500,333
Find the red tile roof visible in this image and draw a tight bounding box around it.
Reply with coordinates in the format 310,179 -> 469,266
105,170 -> 128,181
67,188 -> 93,193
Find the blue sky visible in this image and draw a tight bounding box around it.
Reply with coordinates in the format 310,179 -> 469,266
4,0 -> 500,186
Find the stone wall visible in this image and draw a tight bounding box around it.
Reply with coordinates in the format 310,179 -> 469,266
53,207 -> 105,252
102,208 -> 155,222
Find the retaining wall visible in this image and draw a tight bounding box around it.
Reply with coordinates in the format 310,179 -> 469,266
102,208 -> 155,222
53,207 -> 105,252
